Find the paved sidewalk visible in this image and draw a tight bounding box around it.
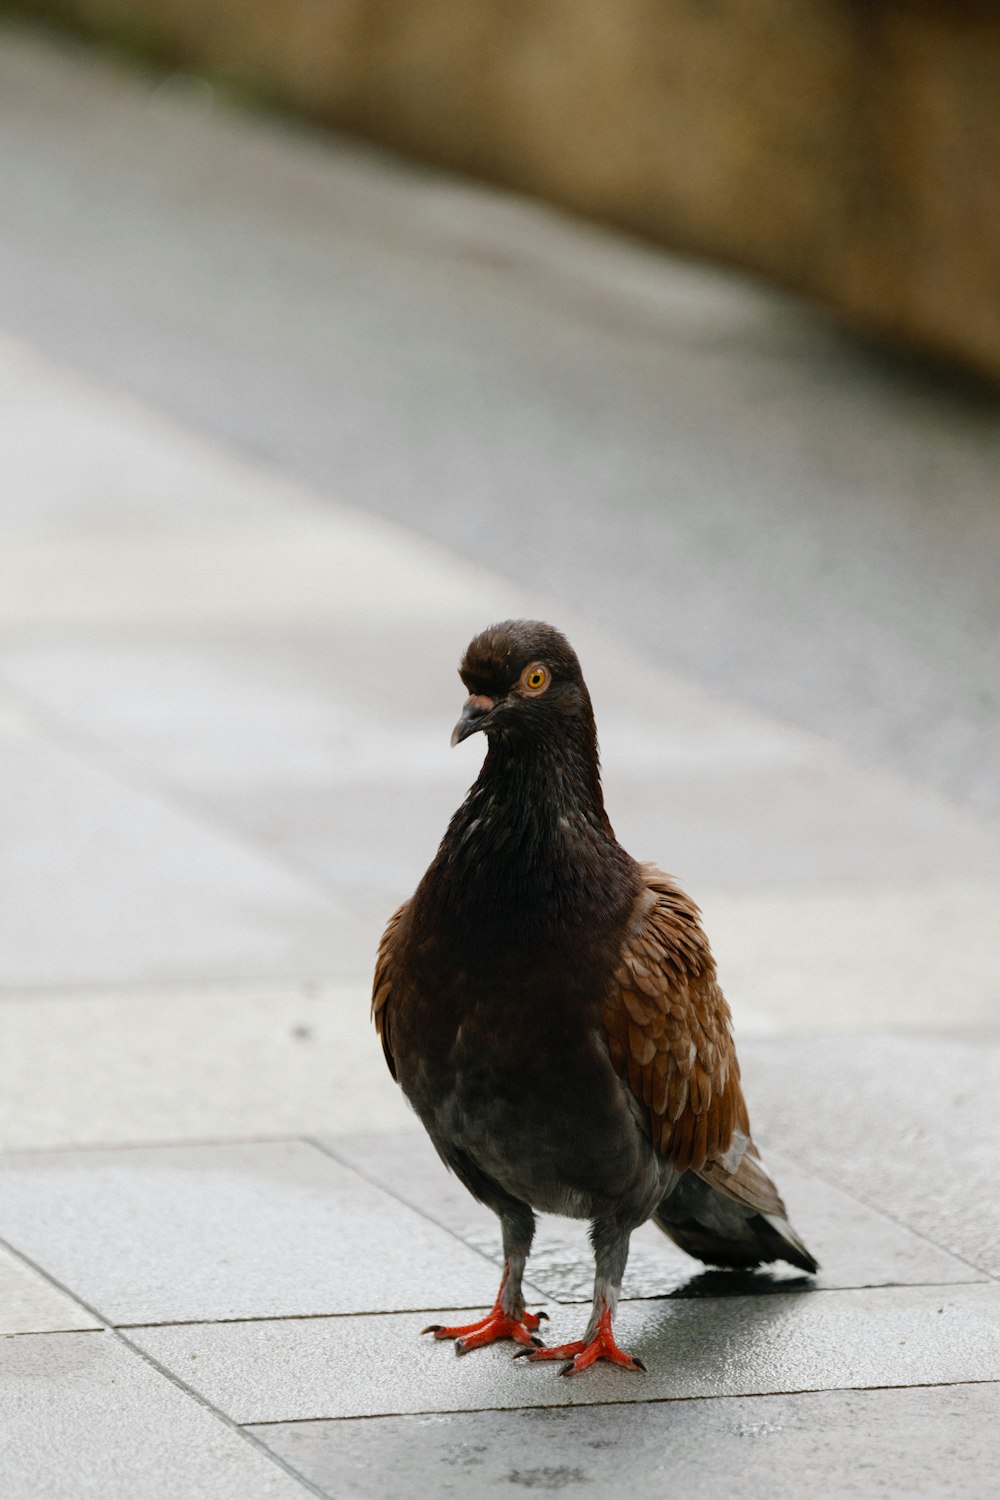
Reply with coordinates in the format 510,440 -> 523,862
4,24 -> 1000,822
1,28 -> 999,1500
1,337 -> 998,1498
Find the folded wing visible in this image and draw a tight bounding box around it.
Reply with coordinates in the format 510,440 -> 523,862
372,900 -> 409,1081
603,864 -> 817,1273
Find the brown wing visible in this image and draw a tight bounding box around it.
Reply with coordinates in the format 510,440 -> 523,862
371,900 -> 409,1081
603,863 -> 749,1175
698,1143 -> 786,1217
605,866 -> 816,1267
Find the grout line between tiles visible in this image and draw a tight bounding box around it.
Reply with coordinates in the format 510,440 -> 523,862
761,1142 -> 1000,1285
0,1232 -> 329,1499
111,1333 -> 334,1499
0,667 -> 373,920
243,1375 -> 1000,1427
0,972 -> 373,1003
111,1273 -> 991,1334
2,1243 -> 995,1437
303,1136 -> 992,1303
0,1132 -> 315,1157
116,1303 -> 539,1331
118,1277 -> 999,1339
308,1136 -> 511,1281
5,1325 -> 105,1339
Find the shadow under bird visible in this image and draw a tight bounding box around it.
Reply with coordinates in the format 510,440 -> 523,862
373,620 -> 817,1375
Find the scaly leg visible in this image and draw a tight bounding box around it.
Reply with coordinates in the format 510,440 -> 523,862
424,1207 -> 546,1354
517,1217 -> 645,1375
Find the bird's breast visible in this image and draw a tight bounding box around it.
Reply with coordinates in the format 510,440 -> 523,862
394,967 -> 658,1221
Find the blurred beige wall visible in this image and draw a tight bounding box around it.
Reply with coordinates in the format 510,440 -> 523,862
25,0 -> 1000,380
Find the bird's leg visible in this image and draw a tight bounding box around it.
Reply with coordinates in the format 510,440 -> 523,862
518,1218 -> 645,1375
423,1206 -> 545,1354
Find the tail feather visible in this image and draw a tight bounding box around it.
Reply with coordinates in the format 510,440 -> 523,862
654,1133 -> 818,1275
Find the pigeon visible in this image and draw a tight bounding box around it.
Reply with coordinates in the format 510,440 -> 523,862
373,620 -> 816,1375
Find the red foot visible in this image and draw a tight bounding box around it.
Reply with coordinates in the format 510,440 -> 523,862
515,1305 -> 646,1376
423,1303 -> 545,1354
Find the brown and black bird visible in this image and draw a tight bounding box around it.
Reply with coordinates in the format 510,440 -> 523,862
373,620 -> 816,1375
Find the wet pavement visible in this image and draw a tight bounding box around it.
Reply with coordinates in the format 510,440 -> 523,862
0,23 -> 998,1500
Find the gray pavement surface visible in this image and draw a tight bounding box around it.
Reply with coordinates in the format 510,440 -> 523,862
2,24 -> 1000,823
0,21 -> 998,1500
252,1385 -> 1000,1500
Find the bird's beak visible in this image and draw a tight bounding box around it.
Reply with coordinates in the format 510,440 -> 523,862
451,694 -> 496,747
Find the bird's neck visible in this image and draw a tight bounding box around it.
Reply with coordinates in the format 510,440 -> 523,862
422,720 -> 633,934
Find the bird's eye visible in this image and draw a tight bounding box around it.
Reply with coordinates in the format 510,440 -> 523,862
520,663 -> 550,695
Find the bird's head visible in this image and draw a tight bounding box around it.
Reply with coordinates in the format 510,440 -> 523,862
451,620 -> 591,748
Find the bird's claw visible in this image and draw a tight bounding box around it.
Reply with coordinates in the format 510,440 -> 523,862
524,1339 -> 645,1375
422,1305 -> 546,1354
559,1350 -> 646,1376
516,1307 -> 647,1376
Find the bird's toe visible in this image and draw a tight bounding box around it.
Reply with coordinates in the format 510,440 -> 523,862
426,1306 -> 546,1355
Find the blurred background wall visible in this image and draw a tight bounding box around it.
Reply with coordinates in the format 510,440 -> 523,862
13,0 -> 1000,382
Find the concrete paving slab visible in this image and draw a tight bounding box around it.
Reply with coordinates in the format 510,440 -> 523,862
0,1331 -> 311,1500
252,1381 -> 1000,1500
608,758 -> 1000,889
2,27 -> 999,829
0,520 -> 505,634
702,878 -> 1000,1034
0,1141 -> 497,1324
0,631 -> 477,925
5,623 -> 995,1030
325,1132 -> 981,1302
0,328 -> 514,639
0,337 -> 513,635
128,1283 -> 1000,1422
7,625 -> 994,899
0,1246 -> 98,1336
0,28 -> 996,1499
0,618 -> 861,838
0,335 -> 286,534
742,1036 -> 1000,1279
0,635 -> 472,805
0,985 -> 413,1151
2,320 -> 996,1033
0,724 -> 369,988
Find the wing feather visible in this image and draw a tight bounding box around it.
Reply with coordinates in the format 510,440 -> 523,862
602,863 -> 747,1176
371,900 -> 409,1080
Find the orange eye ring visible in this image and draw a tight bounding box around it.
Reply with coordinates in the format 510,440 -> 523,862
520,663 -> 550,695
